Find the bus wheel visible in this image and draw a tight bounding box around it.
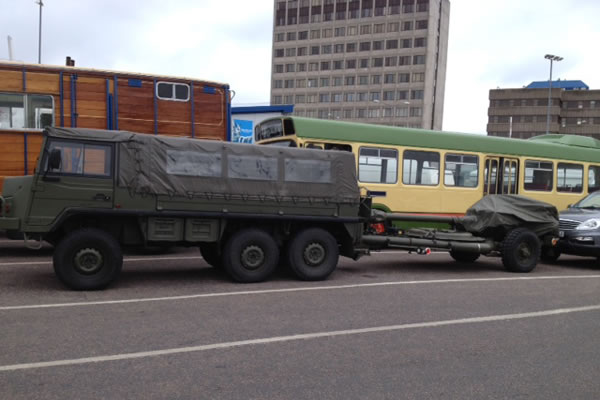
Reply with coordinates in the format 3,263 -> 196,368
199,243 -> 222,269
540,246 -> 561,263
449,250 -> 480,263
501,228 -> 540,273
53,228 -> 123,290
223,229 -> 279,283
288,228 -> 339,281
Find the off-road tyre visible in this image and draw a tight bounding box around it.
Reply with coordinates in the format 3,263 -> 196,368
288,228 -> 339,281
200,243 -> 222,269
501,228 -> 541,273
223,229 -> 279,283
449,250 -> 480,263
53,228 -> 123,290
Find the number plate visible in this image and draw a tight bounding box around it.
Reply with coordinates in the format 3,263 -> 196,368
559,231 -> 565,238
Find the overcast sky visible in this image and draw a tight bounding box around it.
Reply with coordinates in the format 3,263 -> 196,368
1,0 -> 599,134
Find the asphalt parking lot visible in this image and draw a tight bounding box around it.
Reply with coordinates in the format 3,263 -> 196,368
1,237 -> 599,400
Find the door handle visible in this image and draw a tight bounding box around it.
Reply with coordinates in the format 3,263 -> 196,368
93,193 -> 111,201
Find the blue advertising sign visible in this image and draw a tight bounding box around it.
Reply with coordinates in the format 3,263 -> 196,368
232,119 -> 254,143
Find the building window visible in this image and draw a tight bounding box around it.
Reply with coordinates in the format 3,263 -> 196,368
309,62 -> 319,71
414,38 -> 426,47
346,59 -> 357,69
0,93 -> 54,130
360,58 -> 370,68
346,42 -> 357,52
334,43 -> 345,53
372,57 -> 383,67
416,20 -> 428,29
370,91 -> 381,101
322,44 -> 332,54
284,79 -> 295,88
403,150 -> 440,186
401,38 -> 412,48
384,73 -> 395,84
412,72 -> 425,82
345,76 -> 356,86
157,82 -> 190,102
332,93 -> 343,102
402,21 -> 413,31
373,40 -> 384,50
321,61 -> 331,70
359,75 -> 369,85
397,90 -> 408,100
287,32 -> 297,41
359,41 -> 371,51
383,90 -> 395,100
399,56 -> 411,65
311,46 -> 320,55
275,49 -> 285,58
275,33 -> 285,42
319,93 -> 330,103
284,95 -> 294,104
296,79 -> 306,88
297,47 -> 308,56
413,55 -> 426,64
274,64 -> 284,73
358,92 -> 368,101
333,60 -> 344,70
396,107 -> 409,117
344,109 -> 353,118
310,30 -> 320,39
410,107 -> 423,117
385,56 -> 397,67
323,28 -> 333,38
307,78 -> 318,87
374,23 -> 385,33
386,39 -> 398,49
286,63 -> 295,72
398,73 -> 410,83
347,26 -> 358,35
371,75 -> 381,84
298,30 -> 308,40
272,95 -> 282,105
388,22 -> 400,32
333,76 -> 343,86
345,92 -> 356,102
360,24 -> 371,34
335,27 -> 346,36
320,77 -> 330,87
411,90 -> 424,100
359,147 -> 398,184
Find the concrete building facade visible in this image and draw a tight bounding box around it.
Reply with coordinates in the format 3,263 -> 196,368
488,80 -> 600,140
270,0 -> 450,129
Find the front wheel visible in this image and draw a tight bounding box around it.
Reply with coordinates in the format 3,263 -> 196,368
223,229 -> 279,283
287,228 -> 339,281
53,228 -> 123,290
501,228 -> 541,273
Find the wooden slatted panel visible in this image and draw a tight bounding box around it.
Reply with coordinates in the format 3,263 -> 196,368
194,88 -> 225,127
0,131 -> 26,177
0,70 -> 23,91
26,133 -> 44,174
24,72 -> 60,94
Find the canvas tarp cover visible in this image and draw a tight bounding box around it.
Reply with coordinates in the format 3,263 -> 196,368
460,195 -> 558,236
45,127 -> 360,203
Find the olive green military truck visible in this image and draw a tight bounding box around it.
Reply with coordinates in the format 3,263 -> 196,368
0,127 -> 367,290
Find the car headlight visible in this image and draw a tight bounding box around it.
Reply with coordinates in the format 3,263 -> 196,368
575,218 -> 600,231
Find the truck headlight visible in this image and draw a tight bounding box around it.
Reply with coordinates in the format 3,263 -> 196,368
575,218 -> 600,231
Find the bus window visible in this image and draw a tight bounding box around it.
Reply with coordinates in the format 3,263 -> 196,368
444,153 -> 478,187
403,150 -> 440,186
524,160 -> 553,191
484,158 -> 498,194
359,147 -> 398,184
588,166 -> 600,193
324,143 -> 352,152
557,163 -> 583,193
502,159 -> 518,194
305,143 -> 324,149
262,140 -> 297,148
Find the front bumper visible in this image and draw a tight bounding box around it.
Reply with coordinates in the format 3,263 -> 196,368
557,229 -> 600,257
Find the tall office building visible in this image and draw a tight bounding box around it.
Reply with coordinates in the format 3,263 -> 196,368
488,80 -> 600,140
270,0 -> 450,129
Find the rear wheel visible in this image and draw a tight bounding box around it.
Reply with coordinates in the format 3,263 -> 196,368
223,229 -> 279,283
449,250 -> 480,263
53,228 -> 123,290
288,228 -> 339,281
501,228 -> 541,273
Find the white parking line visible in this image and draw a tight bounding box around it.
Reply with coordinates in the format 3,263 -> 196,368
1,303 -> 599,372
2,275 -> 600,311
0,256 -> 203,267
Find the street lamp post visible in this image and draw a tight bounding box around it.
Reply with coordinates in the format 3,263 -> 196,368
36,0 -> 44,64
544,54 -> 563,134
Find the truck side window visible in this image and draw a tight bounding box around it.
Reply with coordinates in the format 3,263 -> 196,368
46,141 -> 112,177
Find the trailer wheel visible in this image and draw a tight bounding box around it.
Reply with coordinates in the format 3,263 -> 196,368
540,246 -> 561,263
288,228 -> 339,281
53,228 -> 123,290
501,228 -> 541,273
223,229 -> 279,283
199,243 -> 222,269
449,250 -> 480,263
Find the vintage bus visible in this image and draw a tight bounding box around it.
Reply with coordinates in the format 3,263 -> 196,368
254,116 -> 600,214
0,60 -> 231,190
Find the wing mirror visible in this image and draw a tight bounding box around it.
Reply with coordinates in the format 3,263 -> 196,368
48,149 -> 62,171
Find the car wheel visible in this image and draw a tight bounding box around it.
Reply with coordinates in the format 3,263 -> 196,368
449,250 -> 480,263
288,228 -> 339,281
223,229 -> 279,283
501,228 -> 541,273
